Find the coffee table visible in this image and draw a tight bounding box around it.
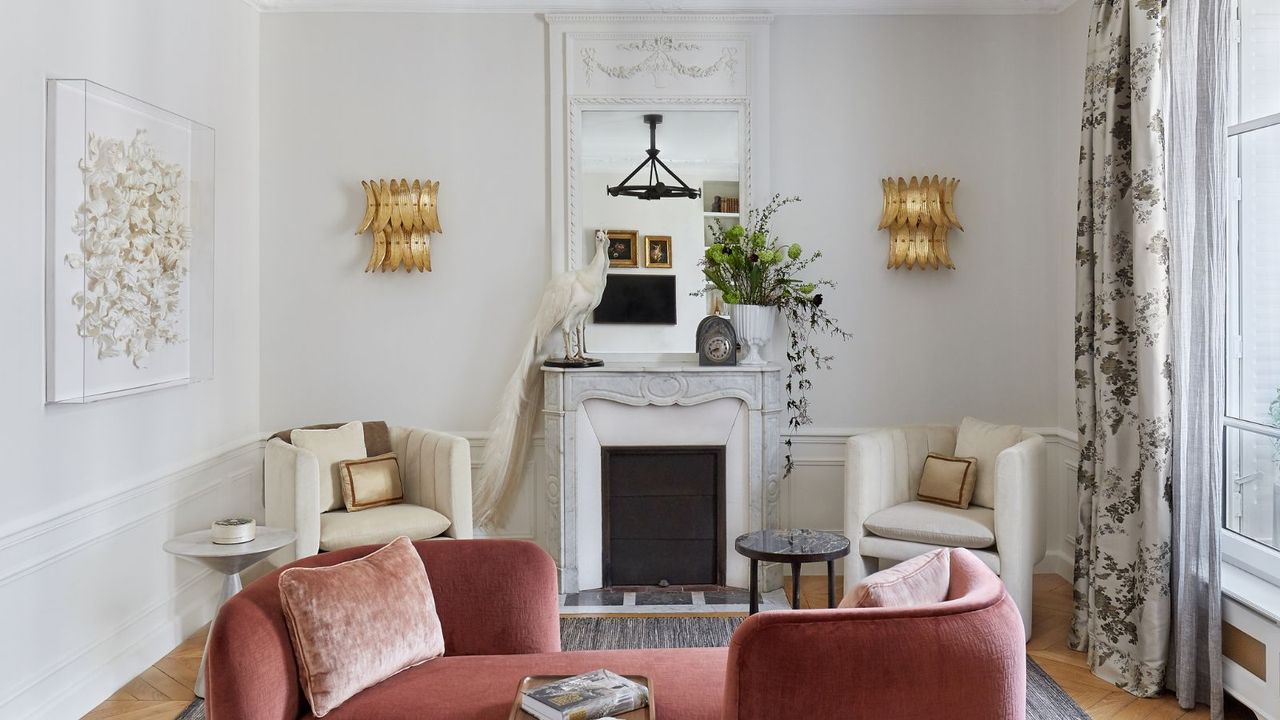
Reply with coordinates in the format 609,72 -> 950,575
163,526 -> 295,697
734,529 -> 851,614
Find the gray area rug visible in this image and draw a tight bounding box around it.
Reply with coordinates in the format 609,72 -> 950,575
176,616 -> 1088,719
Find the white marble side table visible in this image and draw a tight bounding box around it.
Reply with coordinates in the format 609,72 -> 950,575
163,526 -> 295,697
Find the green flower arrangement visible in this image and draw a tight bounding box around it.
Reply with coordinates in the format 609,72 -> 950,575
696,194 -> 852,474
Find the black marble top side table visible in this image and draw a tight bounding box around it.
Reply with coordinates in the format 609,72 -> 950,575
734,529 -> 852,614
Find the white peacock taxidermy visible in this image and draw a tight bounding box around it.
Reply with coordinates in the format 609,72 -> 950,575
472,230 -> 611,529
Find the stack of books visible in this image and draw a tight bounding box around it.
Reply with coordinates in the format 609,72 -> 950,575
520,669 -> 649,720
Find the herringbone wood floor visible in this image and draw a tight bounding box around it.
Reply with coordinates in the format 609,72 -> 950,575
84,573 -> 1244,719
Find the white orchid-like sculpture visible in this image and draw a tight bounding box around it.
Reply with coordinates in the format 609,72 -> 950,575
66,129 -> 190,368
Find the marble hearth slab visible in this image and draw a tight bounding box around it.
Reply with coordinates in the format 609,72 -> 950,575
558,588 -> 791,615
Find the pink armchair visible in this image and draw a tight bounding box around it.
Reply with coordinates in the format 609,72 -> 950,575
206,542 -> 1024,719
724,548 -> 1026,719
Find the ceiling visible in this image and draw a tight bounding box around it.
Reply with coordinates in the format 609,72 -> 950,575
244,0 -> 1074,15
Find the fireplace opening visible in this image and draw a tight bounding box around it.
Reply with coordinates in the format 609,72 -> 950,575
601,446 -> 726,587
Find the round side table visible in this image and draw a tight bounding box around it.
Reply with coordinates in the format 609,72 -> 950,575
734,529 -> 851,615
163,526 -> 295,697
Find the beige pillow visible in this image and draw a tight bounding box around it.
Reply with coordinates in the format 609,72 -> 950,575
291,421 -> 367,512
279,536 -> 445,717
916,453 -> 978,509
339,453 -> 404,512
841,548 -> 951,608
953,417 -> 1022,508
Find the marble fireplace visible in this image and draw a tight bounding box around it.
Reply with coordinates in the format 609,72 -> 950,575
543,363 -> 783,593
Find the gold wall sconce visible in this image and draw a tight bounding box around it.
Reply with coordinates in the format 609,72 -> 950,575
878,175 -> 962,270
355,179 -> 441,272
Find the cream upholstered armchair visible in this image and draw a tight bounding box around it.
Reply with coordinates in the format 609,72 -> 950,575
265,421 -> 473,564
844,424 -> 1045,640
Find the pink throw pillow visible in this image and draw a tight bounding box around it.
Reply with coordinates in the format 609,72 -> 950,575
279,536 -> 445,716
841,548 -> 951,609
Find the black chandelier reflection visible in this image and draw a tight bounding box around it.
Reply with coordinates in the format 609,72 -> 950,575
607,114 -> 702,201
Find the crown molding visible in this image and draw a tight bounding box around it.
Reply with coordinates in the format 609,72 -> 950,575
243,0 -> 1076,15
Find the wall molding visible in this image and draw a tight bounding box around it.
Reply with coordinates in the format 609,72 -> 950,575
242,0 -> 1076,16
0,433 -> 265,550
0,435 -> 264,719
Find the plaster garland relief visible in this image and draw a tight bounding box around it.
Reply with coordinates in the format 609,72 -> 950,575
581,35 -> 738,87
66,129 -> 190,368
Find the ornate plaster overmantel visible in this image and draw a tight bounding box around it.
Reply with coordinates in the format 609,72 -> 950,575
543,363 -> 784,593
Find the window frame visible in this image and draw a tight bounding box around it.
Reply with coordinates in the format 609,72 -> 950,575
1222,0 -> 1280,585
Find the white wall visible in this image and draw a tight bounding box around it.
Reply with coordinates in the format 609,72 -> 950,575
259,12 -> 548,436
0,1 -> 261,716
769,13 -> 1086,572
258,10 -> 1089,573
0,5 -> 1096,714
1044,0 -> 1091,575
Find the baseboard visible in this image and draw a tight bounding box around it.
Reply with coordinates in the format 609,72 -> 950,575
22,569 -> 219,720
1035,548 -> 1074,581
0,436 -> 265,719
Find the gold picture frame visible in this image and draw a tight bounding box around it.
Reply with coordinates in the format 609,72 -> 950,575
644,235 -> 672,268
606,229 -> 639,268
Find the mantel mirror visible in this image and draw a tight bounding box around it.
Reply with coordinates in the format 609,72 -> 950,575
573,105 -> 746,355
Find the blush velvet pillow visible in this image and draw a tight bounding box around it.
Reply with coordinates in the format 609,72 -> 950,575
278,536 -> 445,717
840,548 -> 951,609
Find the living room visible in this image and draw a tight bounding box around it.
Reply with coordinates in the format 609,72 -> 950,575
0,0 -> 1268,718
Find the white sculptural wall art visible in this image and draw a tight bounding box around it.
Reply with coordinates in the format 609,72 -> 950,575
46,79 -> 214,403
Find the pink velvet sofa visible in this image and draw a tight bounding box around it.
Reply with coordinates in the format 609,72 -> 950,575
206,540 -> 1025,719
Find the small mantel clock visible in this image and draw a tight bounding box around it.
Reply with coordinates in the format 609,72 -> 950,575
696,315 -> 738,367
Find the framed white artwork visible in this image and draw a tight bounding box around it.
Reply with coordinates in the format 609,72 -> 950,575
45,79 -> 214,403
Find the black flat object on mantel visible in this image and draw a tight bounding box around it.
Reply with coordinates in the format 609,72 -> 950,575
734,529 -> 851,615
543,357 -> 604,368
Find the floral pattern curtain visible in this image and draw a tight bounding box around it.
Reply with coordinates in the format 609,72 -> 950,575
1070,0 -> 1173,696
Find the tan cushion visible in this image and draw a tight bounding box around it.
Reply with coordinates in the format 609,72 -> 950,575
339,453 -> 404,512
863,501 -> 995,549
272,420 -> 393,457
842,548 -> 951,609
953,417 -> 1022,508
291,421 -> 367,512
279,536 -> 445,717
916,453 -> 977,509
319,503 -> 452,551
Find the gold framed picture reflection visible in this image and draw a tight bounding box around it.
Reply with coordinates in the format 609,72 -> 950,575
606,229 -> 639,268
644,235 -> 672,268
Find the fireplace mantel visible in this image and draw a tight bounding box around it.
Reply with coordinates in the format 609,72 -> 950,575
543,362 -> 783,592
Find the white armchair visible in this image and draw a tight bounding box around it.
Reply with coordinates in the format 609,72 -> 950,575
844,425 -> 1045,640
265,421 -> 473,564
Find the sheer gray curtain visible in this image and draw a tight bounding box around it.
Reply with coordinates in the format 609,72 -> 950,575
1165,0 -> 1230,716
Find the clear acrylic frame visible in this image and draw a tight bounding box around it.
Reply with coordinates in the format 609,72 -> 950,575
45,79 -> 214,404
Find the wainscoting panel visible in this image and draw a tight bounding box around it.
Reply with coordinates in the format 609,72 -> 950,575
479,426 -> 1081,584
467,434 -> 543,543
0,437 -> 265,720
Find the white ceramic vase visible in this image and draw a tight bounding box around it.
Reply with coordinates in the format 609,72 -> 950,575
728,303 -> 777,366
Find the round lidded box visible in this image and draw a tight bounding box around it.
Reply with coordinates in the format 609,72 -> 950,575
211,518 -> 257,544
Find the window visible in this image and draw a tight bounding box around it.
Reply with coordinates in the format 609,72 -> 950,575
1225,0 -> 1280,576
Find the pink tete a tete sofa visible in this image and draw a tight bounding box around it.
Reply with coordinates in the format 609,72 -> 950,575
206,540 -> 1026,719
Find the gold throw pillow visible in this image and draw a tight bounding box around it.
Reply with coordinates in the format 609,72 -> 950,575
916,453 -> 978,509
338,453 -> 404,512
